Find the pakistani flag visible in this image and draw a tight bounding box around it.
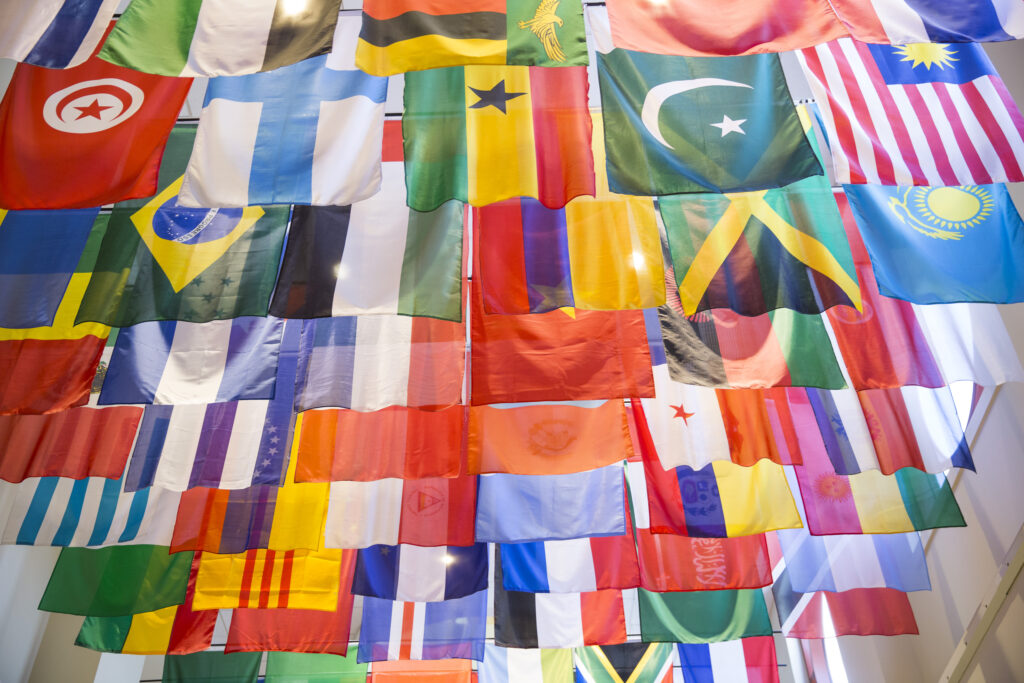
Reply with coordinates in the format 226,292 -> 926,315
99,0 -> 344,77
597,45 -> 822,196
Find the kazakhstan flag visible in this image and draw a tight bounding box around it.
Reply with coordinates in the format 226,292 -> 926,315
845,184 -> 1024,304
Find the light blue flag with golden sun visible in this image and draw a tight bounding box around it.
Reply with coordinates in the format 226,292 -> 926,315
844,183 -> 1024,304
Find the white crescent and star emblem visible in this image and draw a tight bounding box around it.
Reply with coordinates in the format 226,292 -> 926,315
640,79 -> 753,149
42,78 -> 145,134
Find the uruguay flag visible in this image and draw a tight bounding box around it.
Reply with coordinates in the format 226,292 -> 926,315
179,55 -> 388,207
351,543 -> 488,602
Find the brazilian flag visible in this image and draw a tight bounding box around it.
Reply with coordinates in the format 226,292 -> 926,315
75,126 -> 289,327
597,47 -> 822,196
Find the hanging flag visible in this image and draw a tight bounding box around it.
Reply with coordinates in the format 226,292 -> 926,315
39,545 -> 192,616
324,476 -> 477,549
773,575 -> 919,638
835,0 -> 1024,43
0,474 -> 178,547
797,39 -> 1024,186
911,302 -> 1024,386
476,465 -> 626,543
225,550 -> 357,655
76,554 -> 215,655
845,183 -> 1024,304
264,652 -> 367,682
0,33 -> 191,209
468,401 -> 633,475
675,638 -> 780,683
370,660 -> 475,682
0,219 -> 110,414
594,13 -> 822,197
573,643 -> 673,683
356,0 -> 588,76
661,175 -> 860,316
480,644 -> 573,683
193,548 -> 344,611
0,0 -> 120,68
162,652 -> 261,683
403,65 -> 595,211
638,588 -> 773,643
353,544 -> 488,602
0,209 -> 98,328
99,317 -> 284,405
270,124 -> 465,321
179,57 -> 386,207
493,552 -> 627,649
98,0 -> 345,77
294,314 -> 465,412
357,590 -> 488,662
777,528 -> 931,592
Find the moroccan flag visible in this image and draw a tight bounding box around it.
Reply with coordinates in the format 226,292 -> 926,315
98,0 -> 344,77
75,126 -> 290,327
403,65 -> 595,211
163,652 -> 261,683
637,589 -> 773,643
39,545 -> 192,616
661,175 -> 860,316
481,644 -> 573,683
845,183 -> 1024,304
76,554 -> 215,655
353,544 -> 488,602
357,0 -> 587,76
0,208 -> 98,328
471,292 -> 653,405
226,550 -> 357,655
595,27 -> 822,196
264,653 -> 367,682
0,30 -> 191,209
573,643 -> 673,683
358,591 -> 488,662
1,0 -> 120,68
270,123 -> 465,322
676,638 -> 780,683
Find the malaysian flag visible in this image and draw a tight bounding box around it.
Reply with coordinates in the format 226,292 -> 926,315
797,38 -> 1024,185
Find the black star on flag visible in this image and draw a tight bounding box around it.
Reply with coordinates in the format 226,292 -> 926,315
468,80 -> 527,113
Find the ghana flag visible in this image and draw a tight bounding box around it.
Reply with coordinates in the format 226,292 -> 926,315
357,0 -> 587,76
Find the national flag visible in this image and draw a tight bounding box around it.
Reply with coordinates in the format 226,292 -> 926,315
179,57 -> 387,208
74,126 -> 290,327
264,652 -> 367,682
39,545 -> 192,616
469,401 -> 633,475
0,33 -> 191,209
594,14 -> 822,197
910,302 -> 1024,386
324,476 -> 477,549
370,660 -> 475,682
777,527 -> 931,592
0,474 -> 178,547
270,123 -> 465,321
353,544 -> 488,602
98,317 -> 284,405
573,643 -> 673,683
193,548 -> 345,611
0,407 -> 141,483
797,39 -> 1024,186
0,0 -> 120,68
772,577 -> 918,638
844,183 -> 1024,304
403,65 -> 594,211
0,208 -> 98,328
294,314 -> 465,412
480,644 -> 573,683
637,588 -> 773,643
226,550 -> 357,655
162,652 -> 262,683
661,174 -> 860,316
0,221 -> 110,414
356,0 -> 588,76
494,552 -> 627,649
471,293 -> 653,405
75,555 -> 215,655
123,321 -> 301,492
98,0 -> 345,77
357,591 -> 488,662
476,465 -> 627,543
675,638 -> 780,683
844,0 -> 1024,43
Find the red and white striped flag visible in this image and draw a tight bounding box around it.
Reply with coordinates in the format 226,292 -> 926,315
797,38 -> 1024,185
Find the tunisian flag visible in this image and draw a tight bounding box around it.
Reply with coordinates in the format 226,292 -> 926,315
0,24 -> 191,209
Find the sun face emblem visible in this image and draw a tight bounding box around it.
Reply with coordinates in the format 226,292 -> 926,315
813,473 -> 852,503
894,43 -> 958,70
887,186 -> 994,240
